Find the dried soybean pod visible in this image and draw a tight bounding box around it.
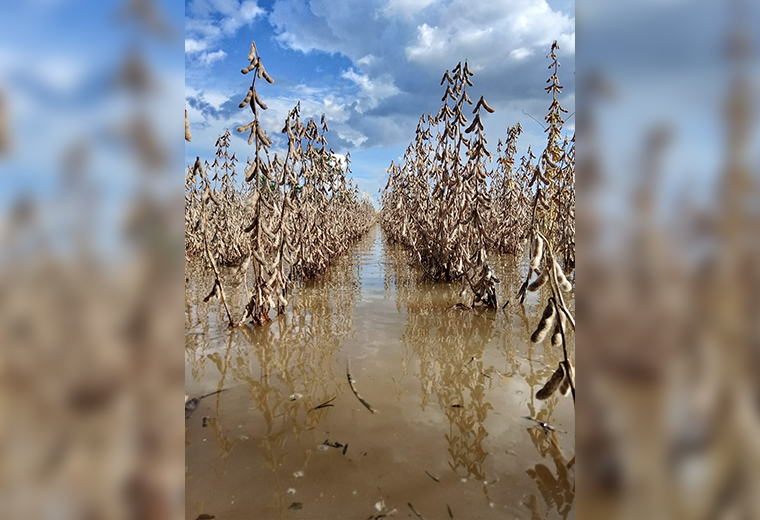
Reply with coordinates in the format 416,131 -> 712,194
531,300 -> 556,343
236,121 -> 254,133
551,322 -> 562,347
543,150 -> 559,168
554,261 -> 573,292
475,95 -> 495,114
247,41 -> 257,61
253,90 -> 268,110
528,269 -> 548,291
530,235 -> 543,270
185,107 -> 192,142
536,364 -> 565,400
559,362 -> 574,396
239,86 -> 253,108
241,62 -> 256,74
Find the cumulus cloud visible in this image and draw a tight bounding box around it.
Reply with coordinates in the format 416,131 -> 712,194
404,0 -> 574,73
189,0 -> 574,170
197,50 -> 227,66
185,0 -> 265,58
269,0 -> 574,106
341,68 -> 400,111
185,39 -> 208,54
381,0 -> 437,20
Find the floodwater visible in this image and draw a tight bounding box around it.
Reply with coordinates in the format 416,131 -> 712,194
185,225 -> 575,520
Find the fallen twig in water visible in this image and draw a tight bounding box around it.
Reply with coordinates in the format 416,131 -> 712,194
185,389 -> 228,419
424,470 -> 440,482
310,396 -> 337,411
522,415 -> 567,434
447,504 -> 453,518
347,360 -> 377,414
408,503 -> 425,520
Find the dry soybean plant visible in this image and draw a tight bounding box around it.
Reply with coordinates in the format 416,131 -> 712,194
525,230 -> 575,404
184,41 -> 374,327
514,44 -> 575,405
381,41 -> 575,312
381,61 -> 500,308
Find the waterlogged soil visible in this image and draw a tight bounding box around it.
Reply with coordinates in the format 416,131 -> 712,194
185,225 -> 575,520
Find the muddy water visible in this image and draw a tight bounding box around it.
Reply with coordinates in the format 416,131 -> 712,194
185,225 -> 575,520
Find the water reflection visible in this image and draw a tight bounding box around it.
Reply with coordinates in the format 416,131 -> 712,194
186,248 -> 359,452
186,226 -> 574,519
525,430 -> 575,519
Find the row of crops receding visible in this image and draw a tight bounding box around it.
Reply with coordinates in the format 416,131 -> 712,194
185,41 -> 375,327
380,41 -> 575,311
380,42 -> 576,404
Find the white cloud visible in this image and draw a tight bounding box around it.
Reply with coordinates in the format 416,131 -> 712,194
404,0 -> 574,71
381,0 -> 437,20
405,23 -> 446,62
356,54 -> 377,67
198,50 -> 228,66
186,0 -> 265,59
341,68 -> 400,111
509,47 -> 533,60
185,39 -> 208,54
202,91 -> 230,111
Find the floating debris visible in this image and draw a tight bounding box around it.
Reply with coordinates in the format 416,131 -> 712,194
293,470 -> 304,478
289,393 -> 303,401
447,504 -> 453,518
288,502 -> 303,510
287,488 -> 296,495
185,389 -> 227,419
196,515 -> 215,520
522,415 -> 567,434
347,360 -> 377,414
311,396 -> 337,411
321,439 -> 350,454
408,502 -> 426,520
424,470 -> 440,482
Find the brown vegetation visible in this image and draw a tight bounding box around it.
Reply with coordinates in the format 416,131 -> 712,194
381,41 -> 575,311
185,41 -> 375,327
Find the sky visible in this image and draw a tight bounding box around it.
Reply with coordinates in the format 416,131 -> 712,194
185,0 -> 576,205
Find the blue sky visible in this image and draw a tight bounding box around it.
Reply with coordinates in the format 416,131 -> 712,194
185,0 -> 576,205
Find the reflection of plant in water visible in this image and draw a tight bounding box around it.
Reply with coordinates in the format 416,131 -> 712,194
524,430 -> 574,520
396,268 -> 497,479
187,248 -> 359,505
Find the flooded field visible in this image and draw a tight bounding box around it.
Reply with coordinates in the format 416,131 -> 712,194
185,225 -> 575,520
